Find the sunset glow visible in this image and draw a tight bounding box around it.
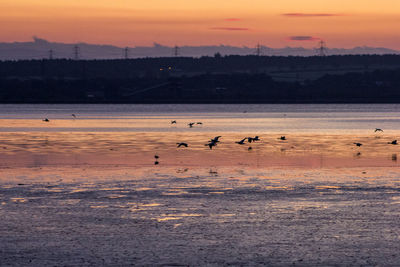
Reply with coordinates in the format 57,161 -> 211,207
1,0 -> 400,48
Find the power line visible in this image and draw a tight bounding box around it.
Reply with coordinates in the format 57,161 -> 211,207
317,40 -> 327,56
124,47 -> 129,59
73,45 -> 80,60
173,45 -> 179,57
255,43 -> 262,56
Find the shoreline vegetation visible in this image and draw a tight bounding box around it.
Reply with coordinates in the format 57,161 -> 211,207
1,55 -> 400,103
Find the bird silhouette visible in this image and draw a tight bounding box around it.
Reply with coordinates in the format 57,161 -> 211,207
154,155 -> 159,159
375,128 -> 383,132
248,146 -> 252,151
211,136 -> 222,143
279,136 -> 286,140
171,120 -> 177,124
188,123 -> 195,128
177,143 -> 188,148
205,141 -> 217,150
71,114 -> 76,118
196,122 -> 203,125
354,142 -> 363,147
43,118 -> 50,122
154,161 -> 159,165
236,138 -> 246,145
247,136 -> 260,143
388,140 -> 398,145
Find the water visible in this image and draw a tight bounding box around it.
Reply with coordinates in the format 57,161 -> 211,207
1,103 -> 400,133
1,104 -> 400,265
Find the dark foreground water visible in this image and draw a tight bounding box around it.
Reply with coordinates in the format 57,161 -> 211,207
1,167 -> 400,266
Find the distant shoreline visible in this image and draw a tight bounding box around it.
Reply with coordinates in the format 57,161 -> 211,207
1,55 -> 400,104
2,99 -> 400,104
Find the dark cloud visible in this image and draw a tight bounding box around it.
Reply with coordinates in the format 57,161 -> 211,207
210,27 -> 249,31
282,13 -> 341,17
289,36 -> 320,41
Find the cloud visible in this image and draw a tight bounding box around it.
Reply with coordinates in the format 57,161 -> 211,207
282,13 -> 341,17
224,18 -> 241,21
289,36 -> 320,41
210,27 -> 249,31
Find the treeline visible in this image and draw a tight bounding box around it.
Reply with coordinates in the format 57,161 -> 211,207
1,55 -> 400,79
1,69 -> 400,103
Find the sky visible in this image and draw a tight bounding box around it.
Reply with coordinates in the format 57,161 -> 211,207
1,0 -> 400,49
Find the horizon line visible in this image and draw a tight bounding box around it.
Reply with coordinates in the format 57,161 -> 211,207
1,37 -> 398,51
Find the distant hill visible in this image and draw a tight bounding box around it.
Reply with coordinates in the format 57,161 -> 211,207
0,37 -> 399,60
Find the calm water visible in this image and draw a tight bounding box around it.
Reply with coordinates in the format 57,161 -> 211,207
1,104 -> 400,133
2,104 -> 400,265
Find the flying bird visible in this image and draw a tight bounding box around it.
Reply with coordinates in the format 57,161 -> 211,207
247,136 -> 260,143
71,114 -> 76,118
375,128 -> 383,132
177,142 -> 188,148
154,161 -> 159,165
354,142 -> 363,147
43,118 -> 50,122
188,123 -> 195,128
388,140 -> 398,145
171,120 -> 177,124
211,136 -> 222,143
205,141 -> 217,150
154,155 -> 159,159
279,136 -> 286,140
248,146 -> 252,151
236,138 -> 246,145
196,122 -> 203,125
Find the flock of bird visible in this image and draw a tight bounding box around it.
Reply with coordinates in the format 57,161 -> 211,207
39,117 -> 398,165
353,128 -> 397,147
175,135 -> 260,151
152,124 -> 399,165
155,135 -> 261,165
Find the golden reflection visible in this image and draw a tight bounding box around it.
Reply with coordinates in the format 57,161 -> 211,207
140,203 -> 161,207
156,217 -> 182,222
106,194 -> 126,199
1,130 -> 400,169
155,213 -> 203,222
10,197 -> 27,203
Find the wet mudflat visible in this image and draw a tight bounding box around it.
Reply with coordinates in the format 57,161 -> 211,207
1,104 -> 400,265
1,166 -> 400,266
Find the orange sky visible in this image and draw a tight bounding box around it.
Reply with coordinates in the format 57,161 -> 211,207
1,0 -> 400,48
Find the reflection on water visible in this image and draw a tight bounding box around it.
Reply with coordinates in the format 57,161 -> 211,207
1,104 -> 400,265
0,104 -> 399,169
0,103 -> 400,133
0,132 -> 399,168
1,165 -> 400,265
